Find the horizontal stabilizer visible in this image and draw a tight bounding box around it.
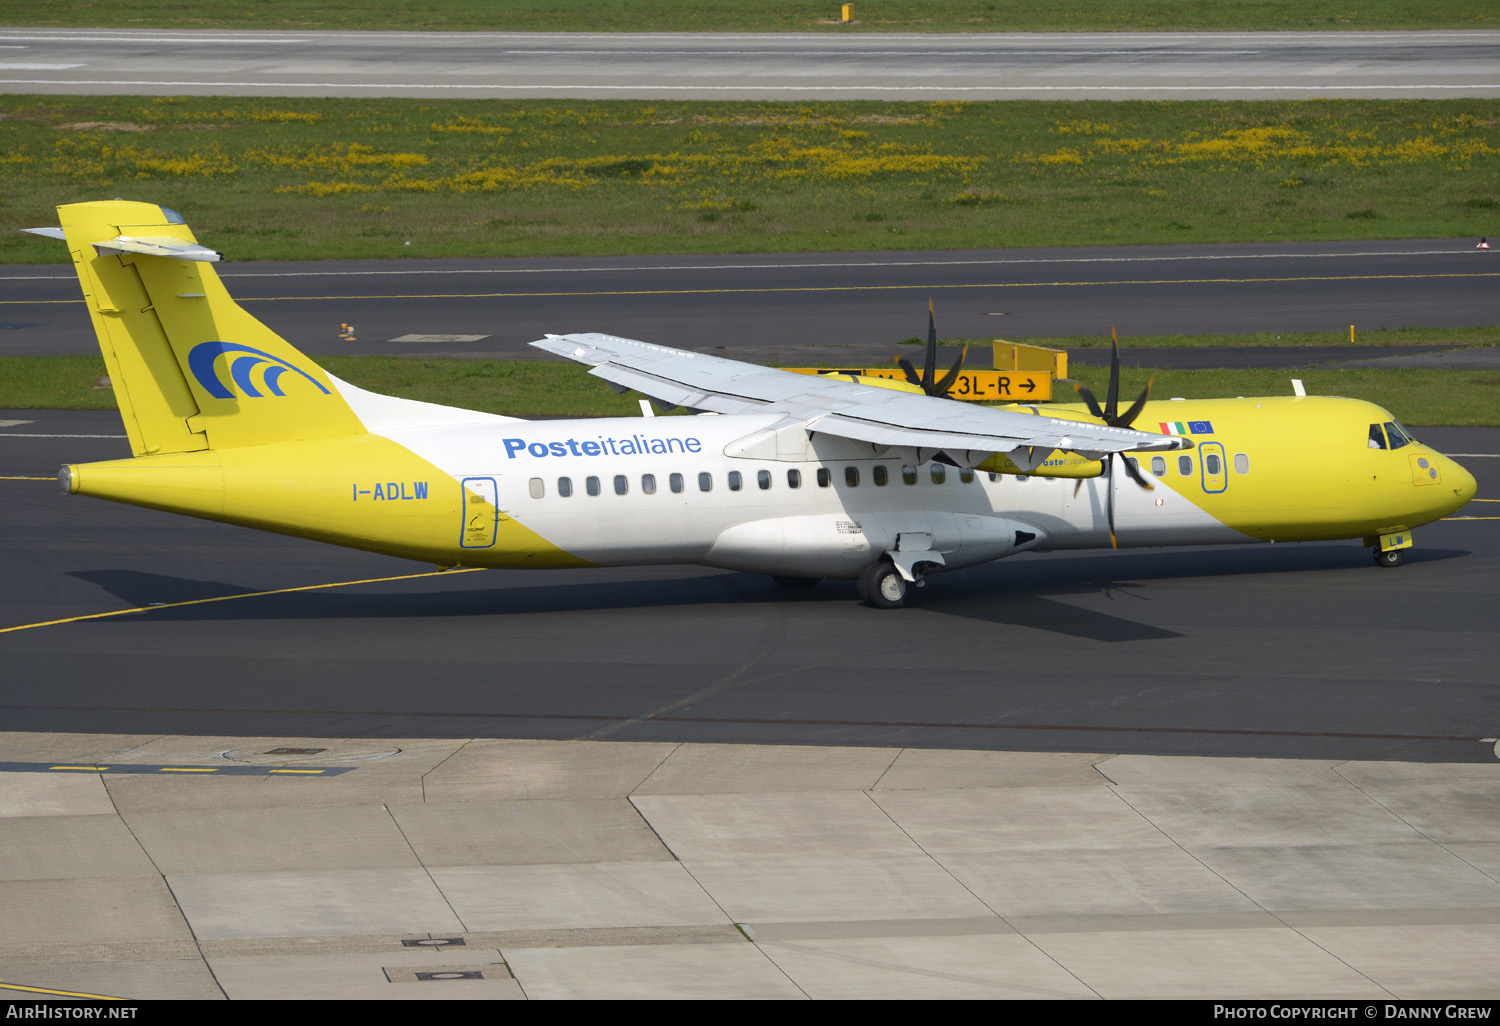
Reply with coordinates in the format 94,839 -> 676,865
23,227 -> 223,261
92,235 -> 223,262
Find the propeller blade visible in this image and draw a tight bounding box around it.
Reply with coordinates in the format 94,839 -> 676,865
1105,328 -> 1121,423
894,355 -> 925,390
1120,453 -> 1156,491
1115,376 -> 1155,429
1106,454 -> 1118,549
923,298 -> 938,390
1073,382 -> 1107,422
931,344 -> 968,398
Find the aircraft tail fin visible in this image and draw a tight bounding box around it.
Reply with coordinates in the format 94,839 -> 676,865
33,200 -> 364,456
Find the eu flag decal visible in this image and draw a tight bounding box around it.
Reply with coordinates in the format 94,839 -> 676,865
1188,420 -> 1214,434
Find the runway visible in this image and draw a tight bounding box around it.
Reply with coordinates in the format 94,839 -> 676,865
3,410 -> 1497,764
1,28 -> 1497,99
4,239 -> 1495,359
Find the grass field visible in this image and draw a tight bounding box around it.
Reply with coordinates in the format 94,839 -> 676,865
6,351 -> 1496,424
4,96 -> 1498,263
9,1 -> 1496,32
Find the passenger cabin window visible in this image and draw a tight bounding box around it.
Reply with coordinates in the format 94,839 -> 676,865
1205,453 -> 1221,476
614,474 -> 628,496
873,465 -> 888,486
1126,457 -> 1141,476
757,469 -> 772,490
1178,455 -> 1193,476
1384,421 -> 1413,450
586,476 -> 601,496
1151,456 -> 1166,477
529,477 -> 545,499
1368,424 -> 1387,450
1234,453 -> 1249,475
557,476 -> 572,498
930,465 -> 946,485
845,467 -> 859,487
902,466 -> 918,485
728,471 -> 742,491
817,468 -> 831,487
787,469 -> 801,489
959,469 -> 975,484
670,473 -> 684,494
698,472 -> 712,492
641,474 -> 656,495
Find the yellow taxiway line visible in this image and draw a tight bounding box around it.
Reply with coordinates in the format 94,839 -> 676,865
0,979 -> 126,1000
0,567 -> 485,635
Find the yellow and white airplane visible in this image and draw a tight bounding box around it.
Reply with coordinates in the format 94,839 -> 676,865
26,200 -> 1478,608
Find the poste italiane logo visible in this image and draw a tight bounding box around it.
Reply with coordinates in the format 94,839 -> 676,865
187,341 -> 330,399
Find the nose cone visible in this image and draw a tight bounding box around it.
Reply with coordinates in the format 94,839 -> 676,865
1448,457 -> 1478,510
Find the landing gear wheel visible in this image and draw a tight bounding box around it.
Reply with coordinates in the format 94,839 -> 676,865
1374,547 -> 1406,568
771,575 -> 821,590
858,562 -> 909,609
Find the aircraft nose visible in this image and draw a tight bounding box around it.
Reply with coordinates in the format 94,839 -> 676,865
1447,456 -> 1478,510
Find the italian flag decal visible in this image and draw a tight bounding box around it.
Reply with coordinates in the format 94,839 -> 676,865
1159,420 -> 1215,435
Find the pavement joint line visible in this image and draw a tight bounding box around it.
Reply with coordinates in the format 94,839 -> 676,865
5,270 -> 1500,305
0,708 -> 1485,745
0,566 -> 485,635
0,476 -> 55,480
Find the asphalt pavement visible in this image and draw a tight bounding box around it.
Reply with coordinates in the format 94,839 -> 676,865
1,28 -> 1496,99
3,411 -> 1496,763
4,239 -> 1495,360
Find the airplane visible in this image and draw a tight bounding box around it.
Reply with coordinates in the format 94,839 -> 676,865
24,200 -> 1479,608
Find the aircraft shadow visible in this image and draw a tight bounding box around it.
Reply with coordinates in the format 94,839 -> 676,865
57,541 -> 1468,643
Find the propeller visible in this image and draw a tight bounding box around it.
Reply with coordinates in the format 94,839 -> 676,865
895,299 -> 968,399
1072,327 -> 1156,548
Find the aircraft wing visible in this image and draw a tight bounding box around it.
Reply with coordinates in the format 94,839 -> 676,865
531,333 -> 1187,469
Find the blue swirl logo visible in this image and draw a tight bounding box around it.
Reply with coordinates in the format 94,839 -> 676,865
187,341 -> 330,399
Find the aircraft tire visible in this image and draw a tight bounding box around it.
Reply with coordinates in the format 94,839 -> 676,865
771,575 -> 821,590
1374,547 -> 1406,568
858,562 -> 909,609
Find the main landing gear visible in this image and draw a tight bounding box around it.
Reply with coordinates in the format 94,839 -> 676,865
857,561 -> 911,609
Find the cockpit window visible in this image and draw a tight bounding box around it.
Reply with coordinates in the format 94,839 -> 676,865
1384,421 -> 1412,450
1368,424 -> 1387,450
